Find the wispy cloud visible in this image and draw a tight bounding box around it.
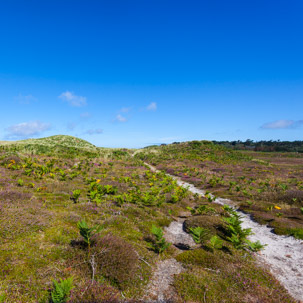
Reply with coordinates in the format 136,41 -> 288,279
146,102 -> 157,111
261,119 -> 303,130
67,122 -> 77,131
85,128 -> 103,135
59,91 -> 87,107
5,120 -> 51,139
66,112 -> 92,131
80,112 -> 91,118
15,94 -> 37,104
115,114 -> 127,122
120,107 -> 131,113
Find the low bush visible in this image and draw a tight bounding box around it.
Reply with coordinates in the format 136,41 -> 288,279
93,234 -> 139,289
70,281 -> 119,302
289,228 -> 303,240
183,215 -> 225,238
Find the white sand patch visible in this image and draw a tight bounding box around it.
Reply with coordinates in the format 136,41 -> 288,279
144,258 -> 184,302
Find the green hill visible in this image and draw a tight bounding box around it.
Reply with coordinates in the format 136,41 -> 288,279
0,135 -> 99,157
18,135 -> 97,149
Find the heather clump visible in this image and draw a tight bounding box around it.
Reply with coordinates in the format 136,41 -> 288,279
69,281 -> 119,303
92,234 -> 139,290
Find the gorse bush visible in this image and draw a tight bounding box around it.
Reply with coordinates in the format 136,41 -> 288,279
51,277 -> 74,303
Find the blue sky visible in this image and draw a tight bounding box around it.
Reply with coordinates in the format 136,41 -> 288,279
0,0 -> 302,148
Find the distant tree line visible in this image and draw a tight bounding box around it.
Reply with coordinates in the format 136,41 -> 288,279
212,140 -> 303,152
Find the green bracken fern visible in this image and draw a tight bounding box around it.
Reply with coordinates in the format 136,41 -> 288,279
51,277 -> 74,303
209,235 -> 223,249
149,225 -> 170,253
0,294 -> 6,303
189,227 -> 210,244
77,220 -> 103,253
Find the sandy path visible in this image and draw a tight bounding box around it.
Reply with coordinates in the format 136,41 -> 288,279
144,258 -> 183,302
144,218 -> 195,302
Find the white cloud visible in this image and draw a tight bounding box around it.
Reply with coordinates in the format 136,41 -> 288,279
261,119 -> 303,130
59,91 -> 87,107
147,102 -> 157,111
115,114 -> 127,122
15,94 -> 37,104
85,128 -> 103,135
5,120 -> 51,139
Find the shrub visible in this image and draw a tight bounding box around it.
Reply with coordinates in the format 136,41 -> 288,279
70,281 -> 119,302
268,189 -> 303,205
1,154 -> 21,165
183,215 -> 224,238
112,150 -> 128,158
93,234 -> 139,289
289,228 -> 303,240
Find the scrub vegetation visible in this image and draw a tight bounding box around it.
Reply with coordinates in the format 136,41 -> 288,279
0,136 -> 298,302
136,140 -> 303,239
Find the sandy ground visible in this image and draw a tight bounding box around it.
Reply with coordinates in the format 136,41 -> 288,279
164,219 -> 196,249
144,258 -> 184,302
144,218 -> 195,302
